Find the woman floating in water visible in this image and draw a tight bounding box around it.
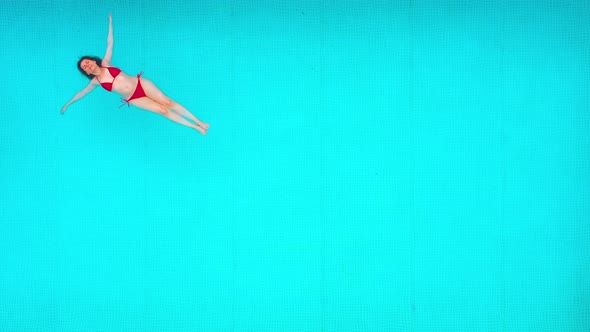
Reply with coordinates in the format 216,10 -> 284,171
61,14 -> 210,135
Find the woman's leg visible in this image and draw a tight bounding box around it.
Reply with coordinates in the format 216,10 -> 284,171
130,97 -> 206,135
139,78 -> 209,130
170,101 -> 210,129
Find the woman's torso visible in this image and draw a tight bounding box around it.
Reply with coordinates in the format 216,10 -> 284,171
95,65 -> 138,96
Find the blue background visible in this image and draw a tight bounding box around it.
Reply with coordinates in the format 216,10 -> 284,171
0,0 -> 588,331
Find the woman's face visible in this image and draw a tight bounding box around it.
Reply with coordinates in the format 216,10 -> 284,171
80,59 -> 97,74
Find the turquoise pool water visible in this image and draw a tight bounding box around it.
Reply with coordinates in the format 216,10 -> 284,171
0,0 -> 588,331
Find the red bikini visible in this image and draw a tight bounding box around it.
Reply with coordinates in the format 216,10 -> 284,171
97,66 -> 147,107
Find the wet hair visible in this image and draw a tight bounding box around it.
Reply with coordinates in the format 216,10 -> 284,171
77,55 -> 103,79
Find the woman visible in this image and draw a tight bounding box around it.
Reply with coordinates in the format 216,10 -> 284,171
61,14 -> 210,135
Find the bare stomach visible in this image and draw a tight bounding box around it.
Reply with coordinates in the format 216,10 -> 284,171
112,73 -> 139,97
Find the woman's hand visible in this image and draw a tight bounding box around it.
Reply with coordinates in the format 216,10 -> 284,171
108,13 -> 112,22
60,105 -> 67,115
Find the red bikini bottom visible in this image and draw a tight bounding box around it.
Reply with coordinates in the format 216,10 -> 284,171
120,72 -> 146,107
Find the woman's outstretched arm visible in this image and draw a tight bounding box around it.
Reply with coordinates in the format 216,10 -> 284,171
102,14 -> 113,64
61,80 -> 98,114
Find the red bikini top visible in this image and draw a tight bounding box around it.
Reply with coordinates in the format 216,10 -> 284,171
96,67 -> 121,91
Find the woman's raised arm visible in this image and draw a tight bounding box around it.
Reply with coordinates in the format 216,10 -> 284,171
102,14 -> 113,65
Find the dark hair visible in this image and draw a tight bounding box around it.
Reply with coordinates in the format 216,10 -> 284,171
77,55 -> 103,79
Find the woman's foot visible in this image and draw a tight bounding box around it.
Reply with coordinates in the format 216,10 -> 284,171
195,125 -> 207,135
